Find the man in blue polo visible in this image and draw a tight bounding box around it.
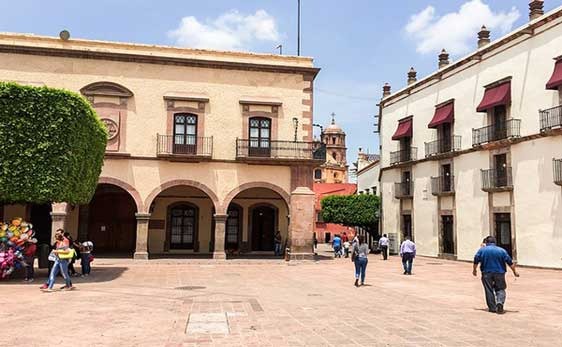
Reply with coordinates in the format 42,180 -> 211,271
473,236 -> 519,314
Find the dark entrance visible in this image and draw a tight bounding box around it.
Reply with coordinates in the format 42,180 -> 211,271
86,184 -> 136,254
494,213 -> 512,257
442,164 -> 452,192
494,154 -> 508,187
251,205 -> 275,251
442,215 -> 455,254
30,204 -> 52,246
226,204 -> 241,250
169,203 -> 198,250
402,214 -> 412,240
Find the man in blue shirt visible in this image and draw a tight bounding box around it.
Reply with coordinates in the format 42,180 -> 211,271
332,234 -> 342,258
473,236 -> 520,314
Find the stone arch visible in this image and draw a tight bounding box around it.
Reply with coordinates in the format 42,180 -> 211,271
97,176 -> 143,212
144,179 -> 220,214
80,81 -> 134,98
221,182 -> 291,214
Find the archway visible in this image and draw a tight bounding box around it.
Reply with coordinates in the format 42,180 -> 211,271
30,204 -> 52,246
225,186 -> 289,254
84,184 -> 137,254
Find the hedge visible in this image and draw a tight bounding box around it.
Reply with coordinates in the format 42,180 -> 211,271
320,194 -> 380,229
0,82 -> 107,204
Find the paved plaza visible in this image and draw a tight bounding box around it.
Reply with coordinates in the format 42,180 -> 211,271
2,249 -> 562,347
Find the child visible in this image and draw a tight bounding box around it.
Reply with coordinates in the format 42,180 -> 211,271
81,240 -> 94,276
23,238 -> 37,282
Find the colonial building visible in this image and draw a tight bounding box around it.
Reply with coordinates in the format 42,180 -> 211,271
379,1 -> 562,268
0,32 -> 324,259
313,114 -> 348,183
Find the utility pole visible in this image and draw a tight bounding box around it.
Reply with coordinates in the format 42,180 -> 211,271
297,0 -> 301,56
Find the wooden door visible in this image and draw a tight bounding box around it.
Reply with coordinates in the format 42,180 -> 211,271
251,206 -> 275,251
169,204 -> 197,249
248,117 -> 271,157
173,114 -> 197,154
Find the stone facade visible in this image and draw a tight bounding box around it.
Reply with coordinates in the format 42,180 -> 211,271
0,33 -> 322,260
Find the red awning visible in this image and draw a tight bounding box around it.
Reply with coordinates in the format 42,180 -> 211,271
546,60 -> 562,90
428,102 -> 454,128
476,82 -> 511,112
392,118 -> 413,140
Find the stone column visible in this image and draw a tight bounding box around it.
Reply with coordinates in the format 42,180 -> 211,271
289,187 -> 315,260
213,214 -> 227,260
50,202 -> 69,242
134,213 -> 151,260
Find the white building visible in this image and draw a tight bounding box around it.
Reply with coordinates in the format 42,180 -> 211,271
356,150 -> 380,196
379,1 -> 562,268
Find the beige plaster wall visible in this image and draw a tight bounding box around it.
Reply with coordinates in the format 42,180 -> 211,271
357,163 -> 380,195
413,161 -> 439,257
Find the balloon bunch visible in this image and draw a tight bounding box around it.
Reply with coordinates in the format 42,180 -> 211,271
0,218 -> 35,279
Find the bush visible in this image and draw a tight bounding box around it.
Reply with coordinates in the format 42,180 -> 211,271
0,82 -> 107,204
320,194 -> 380,229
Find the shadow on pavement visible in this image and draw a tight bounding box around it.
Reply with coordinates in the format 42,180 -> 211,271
0,266 -> 128,285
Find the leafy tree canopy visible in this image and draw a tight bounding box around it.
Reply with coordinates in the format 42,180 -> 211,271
0,82 -> 107,204
320,194 -> 380,229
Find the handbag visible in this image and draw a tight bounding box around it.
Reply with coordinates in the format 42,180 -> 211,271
48,251 -> 57,262
58,248 -> 75,260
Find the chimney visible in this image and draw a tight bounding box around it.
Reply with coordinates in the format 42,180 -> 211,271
529,0 -> 544,20
478,25 -> 491,48
382,83 -> 391,97
438,49 -> 450,69
407,67 -> 417,85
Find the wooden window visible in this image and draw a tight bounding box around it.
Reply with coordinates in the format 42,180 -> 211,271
249,117 -> 271,157
170,204 -> 197,249
314,169 -> 322,180
173,113 -> 197,154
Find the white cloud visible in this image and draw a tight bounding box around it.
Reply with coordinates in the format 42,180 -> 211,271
405,0 -> 520,56
168,10 -> 280,51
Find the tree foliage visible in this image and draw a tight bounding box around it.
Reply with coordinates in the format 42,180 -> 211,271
320,194 -> 380,229
0,82 -> 107,204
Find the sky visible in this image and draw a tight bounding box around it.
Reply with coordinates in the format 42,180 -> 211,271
0,0 -> 559,177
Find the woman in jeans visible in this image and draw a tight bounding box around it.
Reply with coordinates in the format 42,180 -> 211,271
353,235 -> 369,287
41,231 -> 73,292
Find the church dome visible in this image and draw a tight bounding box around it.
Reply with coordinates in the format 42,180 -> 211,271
324,113 -> 344,134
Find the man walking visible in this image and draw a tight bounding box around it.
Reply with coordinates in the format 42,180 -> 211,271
399,236 -> 416,275
379,234 -> 389,260
473,236 -> 519,314
332,234 -> 342,258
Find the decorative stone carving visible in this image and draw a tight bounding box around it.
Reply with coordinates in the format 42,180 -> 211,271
101,118 -> 119,140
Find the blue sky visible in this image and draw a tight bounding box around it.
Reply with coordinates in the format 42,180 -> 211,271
1,0 -> 558,173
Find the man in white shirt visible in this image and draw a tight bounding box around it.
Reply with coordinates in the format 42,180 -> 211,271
379,234 -> 390,260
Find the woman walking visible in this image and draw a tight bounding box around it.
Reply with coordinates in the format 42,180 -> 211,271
41,230 -> 74,292
352,235 -> 369,287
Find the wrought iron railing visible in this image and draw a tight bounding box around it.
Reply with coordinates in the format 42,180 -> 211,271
157,134 -> 213,157
554,159 -> 562,185
236,139 -> 326,160
389,147 -> 418,165
425,136 -> 462,157
431,175 -> 455,195
472,119 -> 521,146
540,105 -> 562,132
394,181 -> 413,199
481,168 -> 513,191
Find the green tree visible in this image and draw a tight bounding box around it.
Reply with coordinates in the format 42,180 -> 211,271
320,194 -> 380,229
0,82 -> 107,204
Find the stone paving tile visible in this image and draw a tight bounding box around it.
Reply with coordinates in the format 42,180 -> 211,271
1,250 -> 562,347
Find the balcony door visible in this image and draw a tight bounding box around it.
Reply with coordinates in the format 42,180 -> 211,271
492,106 -> 507,141
441,164 -> 452,192
494,213 -> 512,257
400,138 -> 412,162
173,114 -> 197,154
439,123 -> 452,153
249,117 -> 271,157
402,171 -> 411,196
494,154 -> 508,187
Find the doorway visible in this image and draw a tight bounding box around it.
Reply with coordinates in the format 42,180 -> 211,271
494,154 -> 508,187
86,184 -> 137,254
402,214 -> 412,240
251,205 -> 276,251
442,215 -> 455,254
173,113 -> 197,154
494,213 -> 512,257
30,204 -> 52,246
492,106 -> 507,140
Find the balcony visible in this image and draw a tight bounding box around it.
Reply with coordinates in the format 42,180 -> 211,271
472,119 -> 521,146
425,136 -> 462,158
389,148 -> 418,165
156,134 -> 213,160
431,175 -> 455,196
236,139 -> 326,163
540,105 -> 562,132
394,181 -> 413,199
554,159 -> 562,186
481,168 -> 513,192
